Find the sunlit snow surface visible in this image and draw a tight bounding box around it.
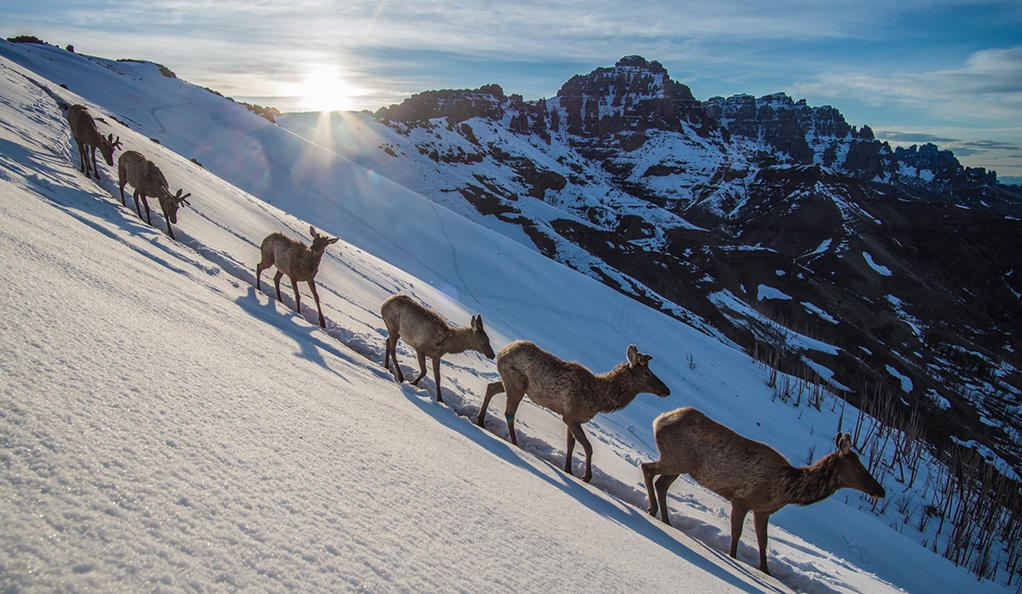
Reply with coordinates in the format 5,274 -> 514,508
0,42 -> 1008,592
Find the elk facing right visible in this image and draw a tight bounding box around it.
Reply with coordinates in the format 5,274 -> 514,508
256,226 -> 339,328
117,150 -> 191,239
380,294 -> 494,403
67,104 -> 121,180
641,407 -> 885,575
478,341 -> 669,483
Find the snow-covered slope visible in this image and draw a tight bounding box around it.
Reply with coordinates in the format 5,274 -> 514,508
0,41 -> 1010,592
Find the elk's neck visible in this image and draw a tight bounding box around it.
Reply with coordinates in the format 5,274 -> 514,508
440,327 -> 476,354
594,364 -> 640,413
300,250 -> 326,275
782,453 -> 842,506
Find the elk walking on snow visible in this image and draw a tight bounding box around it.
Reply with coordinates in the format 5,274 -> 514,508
67,104 -> 121,179
256,226 -> 339,328
381,294 -> 494,403
477,341 -> 669,483
117,150 -> 191,239
641,407 -> 886,575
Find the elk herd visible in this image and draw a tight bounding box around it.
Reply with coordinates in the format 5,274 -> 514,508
65,102 -> 885,578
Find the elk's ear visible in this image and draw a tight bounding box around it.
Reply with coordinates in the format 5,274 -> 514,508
472,315 -> 483,331
627,344 -> 639,367
328,236 -> 340,244
309,225 -> 319,239
836,432 -> 852,454
638,352 -> 653,365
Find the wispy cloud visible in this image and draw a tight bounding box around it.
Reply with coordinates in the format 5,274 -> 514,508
961,139 -> 1022,151
876,131 -> 959,144
792,46 -> 1022,125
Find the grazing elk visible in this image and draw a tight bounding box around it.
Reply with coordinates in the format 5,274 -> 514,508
67,104 -> 121,179
117,150 -> 191,239
477,341 -> 669,483
641,407 -> 886,575
381,294 -> 494,402
256,226 -> 339,328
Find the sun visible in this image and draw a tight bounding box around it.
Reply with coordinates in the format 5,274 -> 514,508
299,65 -> 359,112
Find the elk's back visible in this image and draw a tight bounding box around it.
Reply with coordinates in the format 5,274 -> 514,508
497,341 -> 593,417
382,295 -> 449,352
67,105 -> 97,141
654,407 -> 791,507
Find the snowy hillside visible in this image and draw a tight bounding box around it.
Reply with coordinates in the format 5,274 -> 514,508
0,41 -> 1013,592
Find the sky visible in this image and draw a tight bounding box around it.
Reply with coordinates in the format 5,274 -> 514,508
4,0 -> 1022,181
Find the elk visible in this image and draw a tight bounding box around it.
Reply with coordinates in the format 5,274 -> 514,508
67,104 -> 121,179
117,150 -> 192,240
381,294 -> 494,403
641,407 -> 886,575
477,341 -> 669,483
256,226 -> 339,328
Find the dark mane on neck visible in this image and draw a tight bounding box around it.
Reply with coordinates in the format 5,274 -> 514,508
782,451 -> 843,507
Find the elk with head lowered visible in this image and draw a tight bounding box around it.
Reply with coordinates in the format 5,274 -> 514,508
381,294 -> 494,403
641,407 -> 886,575
67,104 -> 121,179
117,150 -> 191,239
477,341 -> 669,483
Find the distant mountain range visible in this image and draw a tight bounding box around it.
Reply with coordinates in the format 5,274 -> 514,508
281,56 -> 1022,475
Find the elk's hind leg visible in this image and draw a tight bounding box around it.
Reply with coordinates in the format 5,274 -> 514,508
654,474 -> 680,525
476,381 -> 504,426
729,503 -> 749,560
410,351 -> 428,385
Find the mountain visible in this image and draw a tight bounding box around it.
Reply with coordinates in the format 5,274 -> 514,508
280,56 -> 1022,481
1,39 -> 1018,591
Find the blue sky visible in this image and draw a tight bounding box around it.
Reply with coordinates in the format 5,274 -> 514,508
4,1 -> 1022,181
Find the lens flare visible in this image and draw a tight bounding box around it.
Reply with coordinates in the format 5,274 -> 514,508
300,65 -> 360,112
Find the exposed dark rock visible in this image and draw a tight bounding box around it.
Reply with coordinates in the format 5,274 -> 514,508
375,84 -> 506,123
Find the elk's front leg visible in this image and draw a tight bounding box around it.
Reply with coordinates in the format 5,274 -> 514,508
432,356 -> 443,402
753,511 -> 772,575
308,280 -> 325,328
566,421 -> 593,482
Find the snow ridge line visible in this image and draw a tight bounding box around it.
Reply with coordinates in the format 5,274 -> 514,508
12,69 -> 70,113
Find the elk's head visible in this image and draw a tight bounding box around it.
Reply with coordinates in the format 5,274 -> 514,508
627,344 -> 671,397
469,314 -> 495,359
833,432 -> 886,498
160,188 -> 191,224
100,133 -> 122,165
309,226 -> 340,255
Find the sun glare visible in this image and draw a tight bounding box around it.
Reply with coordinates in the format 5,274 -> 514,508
300,65 -> 360,112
